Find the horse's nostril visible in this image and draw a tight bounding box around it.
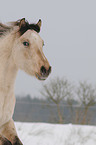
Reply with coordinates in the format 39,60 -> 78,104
40,66 -> 51,77
40,66 -> 46,75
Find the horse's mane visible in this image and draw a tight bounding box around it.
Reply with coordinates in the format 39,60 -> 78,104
0,23 -> 11,37
0,18 -> 40,37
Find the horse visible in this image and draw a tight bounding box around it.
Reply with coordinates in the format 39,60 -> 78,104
0,18 -> 51,145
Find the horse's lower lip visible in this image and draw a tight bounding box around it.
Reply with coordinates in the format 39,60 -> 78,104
35,73 -> 47,80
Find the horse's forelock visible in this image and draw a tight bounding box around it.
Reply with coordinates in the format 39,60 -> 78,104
19,23 -> 40,36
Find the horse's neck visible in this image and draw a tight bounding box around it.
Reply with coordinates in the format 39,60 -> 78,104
0,33 -> 18,94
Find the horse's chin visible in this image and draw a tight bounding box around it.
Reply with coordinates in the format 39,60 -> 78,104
35,73 -> 47,81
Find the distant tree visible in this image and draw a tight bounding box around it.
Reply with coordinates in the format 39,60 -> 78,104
76,81 -> 96,124
40,77 -> 73,123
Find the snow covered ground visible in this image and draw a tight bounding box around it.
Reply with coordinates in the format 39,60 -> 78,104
15,122 -> 96,145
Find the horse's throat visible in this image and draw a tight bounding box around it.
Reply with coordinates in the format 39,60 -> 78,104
0,56 -> 18,94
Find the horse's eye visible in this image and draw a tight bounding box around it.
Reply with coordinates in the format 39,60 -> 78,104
23,42 -> 29,46
43,42 -> 45,46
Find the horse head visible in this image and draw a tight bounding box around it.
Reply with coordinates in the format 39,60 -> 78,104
12,18 -> 51,80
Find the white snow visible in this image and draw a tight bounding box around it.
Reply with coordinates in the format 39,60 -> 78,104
15,122 -> 96,145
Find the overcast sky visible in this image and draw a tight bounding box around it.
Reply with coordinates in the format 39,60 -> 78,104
0,0 -> 96,97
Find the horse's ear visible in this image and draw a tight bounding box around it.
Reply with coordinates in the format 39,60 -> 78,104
19,18 -> 26,28
37,19 -> 42,29
18,18 -> 29,35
